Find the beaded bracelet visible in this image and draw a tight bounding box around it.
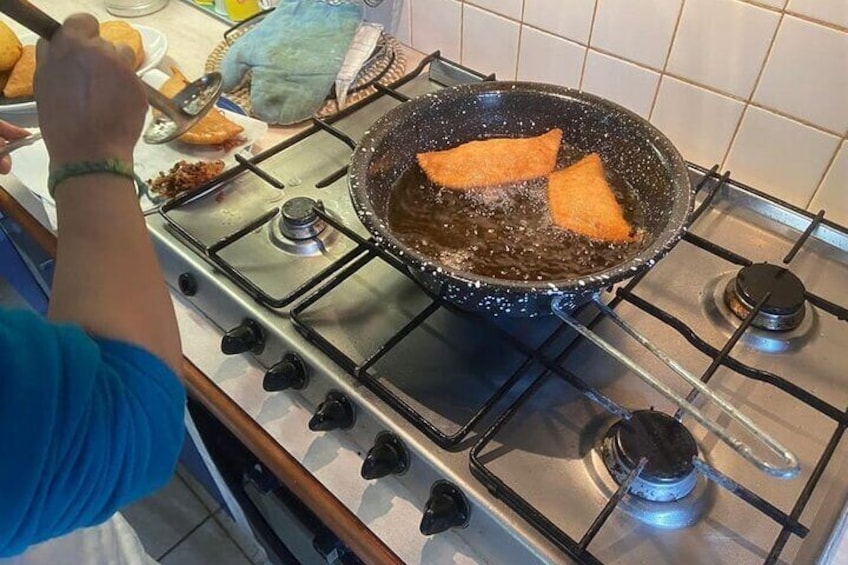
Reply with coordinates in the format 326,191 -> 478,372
48,159 -> 137,199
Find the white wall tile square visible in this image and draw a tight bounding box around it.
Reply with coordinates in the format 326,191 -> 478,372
582,51 -> 660,118
410,0 -> 462,60
395,0 -> 412,45
808,142 -> 848,227
650,77 -> 745,167
788,0 -> 848,30
465,0 -> 523,20
462,5 -> 521,79
725,107 -> 841,207
517,26 -> 585,87
754,17 -> 848,134
523,0 -> 596,44
590,0 -> 682,69
668,0 -> 779,98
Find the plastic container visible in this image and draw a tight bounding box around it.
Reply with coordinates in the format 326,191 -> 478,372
104,0 -> 169,17
224,0 -> 262,21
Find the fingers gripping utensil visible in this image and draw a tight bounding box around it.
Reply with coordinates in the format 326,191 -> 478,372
0,0 -> 223,144
0,129 -> 41,157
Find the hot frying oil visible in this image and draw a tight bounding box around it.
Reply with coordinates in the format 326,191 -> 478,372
387,148 -> 647,282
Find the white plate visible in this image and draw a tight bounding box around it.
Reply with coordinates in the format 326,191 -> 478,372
135,25 -> 169,76
12,69 -> 269,229
0,25 -> 168,114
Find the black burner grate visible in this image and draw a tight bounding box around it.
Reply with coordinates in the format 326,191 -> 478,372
157,52 -> 848,564
469,167 -> 847,564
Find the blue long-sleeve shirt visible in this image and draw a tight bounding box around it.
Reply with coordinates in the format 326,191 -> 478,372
0,308 -> 185,557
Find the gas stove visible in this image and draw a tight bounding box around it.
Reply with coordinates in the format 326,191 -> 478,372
146,53 -> 848,564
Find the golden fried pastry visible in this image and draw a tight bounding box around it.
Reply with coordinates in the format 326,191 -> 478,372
3,45 -> 34,99
159,68 -> 244,145
417,128 -> 562,190
547,153 -> 635,243
0,21 -> 22,72
100,21 -> 144,69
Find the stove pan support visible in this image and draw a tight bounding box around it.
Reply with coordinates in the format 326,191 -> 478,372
469,165 -> 848,564
155,51 -> 490,310
290,205 -> 631,449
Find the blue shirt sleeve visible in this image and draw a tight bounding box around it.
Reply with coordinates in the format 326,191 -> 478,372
0,308 -> 186,557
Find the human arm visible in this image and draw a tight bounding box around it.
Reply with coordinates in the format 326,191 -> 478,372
0,308 -> 185,557
0,14 -> 187,557
36,14 -> 181,373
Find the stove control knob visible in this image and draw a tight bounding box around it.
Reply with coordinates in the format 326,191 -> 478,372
308,391 -> 354,432
420,482 -> 470,536
178,272 -> 197,296
263,353 -> 308,391
361,432 -> 409,480
221,319 -> 265,355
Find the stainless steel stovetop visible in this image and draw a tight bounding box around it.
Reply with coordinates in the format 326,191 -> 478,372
146,54 -> 848,564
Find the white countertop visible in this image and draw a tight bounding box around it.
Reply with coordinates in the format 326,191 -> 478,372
0,2 -> 846,562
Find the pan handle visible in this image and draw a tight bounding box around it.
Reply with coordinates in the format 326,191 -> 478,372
0,0 -> 61,39
551,294 -> 801,479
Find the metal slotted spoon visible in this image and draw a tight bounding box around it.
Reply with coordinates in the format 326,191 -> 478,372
0,0 -> 223,144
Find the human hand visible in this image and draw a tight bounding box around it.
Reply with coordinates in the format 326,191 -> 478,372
34,14 -> 146,173
0,121 -> 29,174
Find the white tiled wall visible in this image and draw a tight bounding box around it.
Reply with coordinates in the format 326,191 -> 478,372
402,0 -> 848,225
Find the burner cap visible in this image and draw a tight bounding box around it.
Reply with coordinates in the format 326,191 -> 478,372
279,197 -> 325,240
602,410 -> 698,502
725,263 -> 806,331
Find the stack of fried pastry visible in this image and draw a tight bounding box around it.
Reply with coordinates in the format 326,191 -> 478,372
0,20 -> 145,100
416,128 -> 636,243
0,20 -> 30,99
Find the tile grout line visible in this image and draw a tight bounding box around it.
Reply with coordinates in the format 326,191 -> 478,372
178,469 -> 222,514
577,0 -> 600,91
407,0 -> 415,49
457,0 -> 848,40
568,41 -> 844,138
647,0 -> 687,121
514,20 -> 845,136
718,9 -> 786,170
804,139 -> 844,210
459,0 -> 465,68
212,508 -> 263,565
156,511 -> 216,562
512,0 -> 526,80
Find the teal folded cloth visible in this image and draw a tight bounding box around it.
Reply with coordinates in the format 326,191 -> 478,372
221,0 -> 363,125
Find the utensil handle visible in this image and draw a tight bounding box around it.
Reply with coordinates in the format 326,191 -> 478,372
0,130 -> 42,158
551,294 -> 801,480
0,0 -> 61,39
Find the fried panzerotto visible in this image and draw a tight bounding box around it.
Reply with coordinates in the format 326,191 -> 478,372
416,128 -> 562,190
100,21 -> 144,69
3,45 -> 34,99
159,68 -> 244,145
547,153 -> 636,243
0,21 -> 22,72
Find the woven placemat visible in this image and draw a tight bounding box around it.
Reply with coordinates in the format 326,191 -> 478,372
206,26 -> 407,124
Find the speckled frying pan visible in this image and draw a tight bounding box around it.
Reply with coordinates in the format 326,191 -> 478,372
348,82 -> 694,317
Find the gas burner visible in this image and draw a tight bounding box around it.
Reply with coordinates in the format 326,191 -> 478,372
280,197 -> 326,240
269,197 -> 339,256
702,271 -> 815,353
724,263 -> 806,332
601,410 -> 698,503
